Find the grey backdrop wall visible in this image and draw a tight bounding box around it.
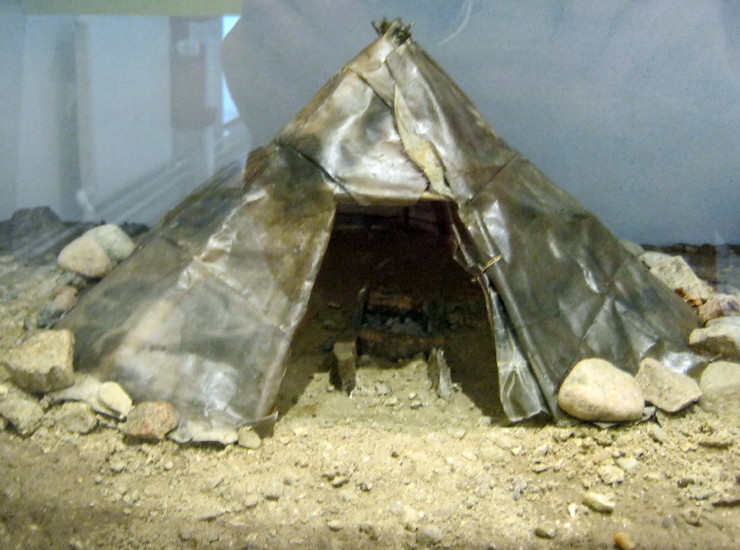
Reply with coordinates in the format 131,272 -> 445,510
223,0 -> 739,245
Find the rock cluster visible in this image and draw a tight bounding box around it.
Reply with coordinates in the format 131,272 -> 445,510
557,247 -> 739,424
0,327 -> 180,441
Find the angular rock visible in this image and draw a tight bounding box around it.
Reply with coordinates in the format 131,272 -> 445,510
639,250 -> 673,268
690,316 -> 740,360
648,255 -> 713,301
558,358 -> 644,422
119,401 -> 179,441
49,401 -> 98,434
237,426 -> 262,449
4,329 -> 75,393
699,294 -> 740,324
634,357 -> 702,413
699,361 -> 740,421
98,381 -> 132,418
84,224 -> 135,262
57,234 -> 113,278
0,382 -> 44,435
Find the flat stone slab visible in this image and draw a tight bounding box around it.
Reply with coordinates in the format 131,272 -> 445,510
558,358 -> 644,422
4,329 -> 75,393
634,357 -> 702,413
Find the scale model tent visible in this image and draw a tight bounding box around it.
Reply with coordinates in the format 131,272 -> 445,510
59,21 -> 700,441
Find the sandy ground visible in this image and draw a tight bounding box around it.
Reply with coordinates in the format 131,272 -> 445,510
1,220 -> 739,550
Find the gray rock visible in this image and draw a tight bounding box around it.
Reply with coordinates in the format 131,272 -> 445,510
699,294 -> 740,323
49,401 -> 98,434
237,426 -> 262,449
119,401 -> 179,441
558,358 -> 644,422
690,317 -> 740,359
582,491 -> 615,513
84,224 -> 135,262
97,381 -> 132,419
416,524 -> 443,546
4,329 -> 75,393
57,234 -> 113,278
699,361 -> 740,421
648,255 -> 713,301
634,357 -> 702,412
0,382 -> 44,435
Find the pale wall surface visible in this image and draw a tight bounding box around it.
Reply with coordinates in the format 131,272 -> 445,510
225,0 -> 740,245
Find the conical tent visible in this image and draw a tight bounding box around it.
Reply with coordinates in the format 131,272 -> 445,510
59,22 -> 700,441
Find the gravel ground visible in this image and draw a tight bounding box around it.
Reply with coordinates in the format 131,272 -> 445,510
1,225 -> 738,550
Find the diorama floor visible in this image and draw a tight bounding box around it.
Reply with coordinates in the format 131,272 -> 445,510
1,223 -> 738,549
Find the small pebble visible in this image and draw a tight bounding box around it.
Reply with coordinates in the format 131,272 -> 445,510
647,423 -> 667,444
682,508 -> 702,526
263,482 -> 283,501
615,456 -> 639,473
326,520 -> 342,532
331,476 -> 349,488
244,494 -> 260,509
613,531 -> 636,550
534,522 -> 557,539
583,491 -> 615,513
416,524 -> 443,546
109,460 -> 126,473
375,383 -> 391,396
